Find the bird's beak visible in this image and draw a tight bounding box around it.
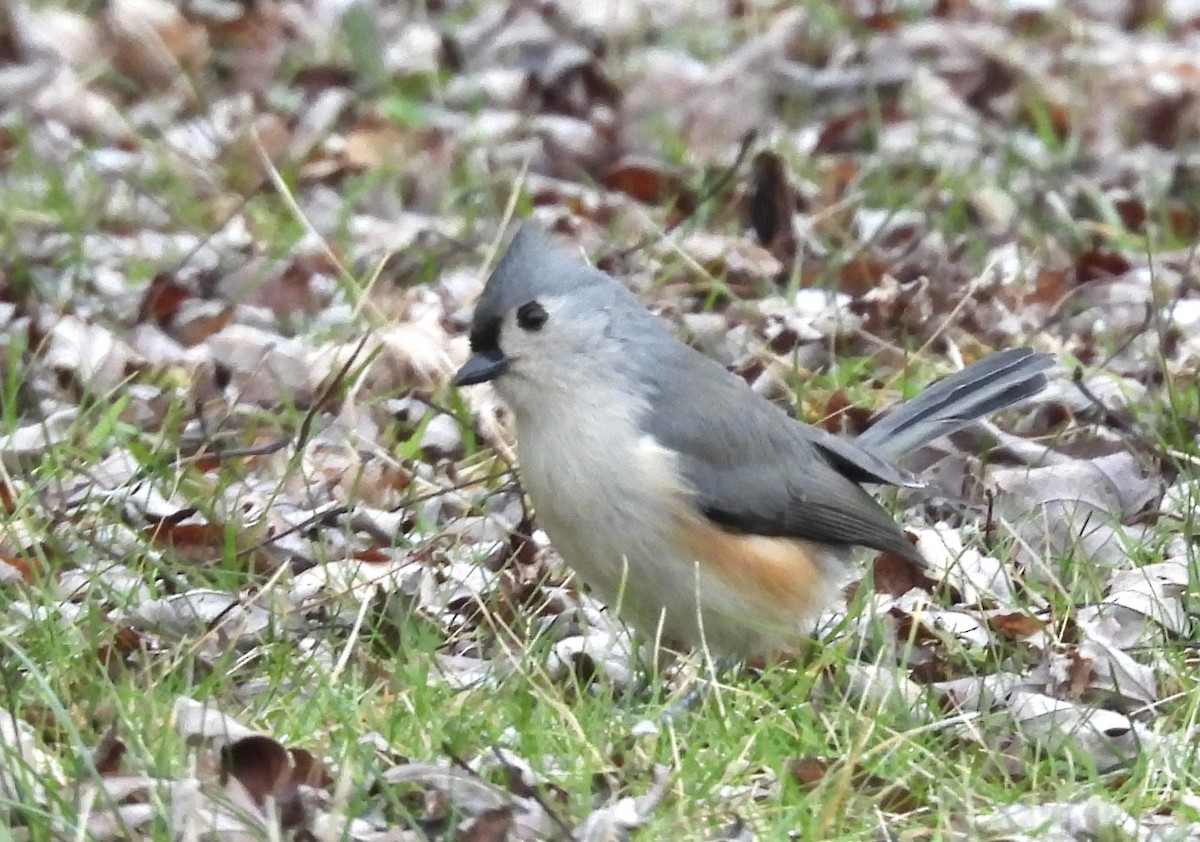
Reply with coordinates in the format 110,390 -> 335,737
452,349 -> 510,386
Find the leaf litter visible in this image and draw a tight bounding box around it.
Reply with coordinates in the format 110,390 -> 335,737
0,0 -> 1198,837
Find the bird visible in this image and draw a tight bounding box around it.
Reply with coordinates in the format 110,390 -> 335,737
453,223 -> 1052,658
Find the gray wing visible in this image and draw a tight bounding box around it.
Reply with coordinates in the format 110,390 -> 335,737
641,351 -> 922,563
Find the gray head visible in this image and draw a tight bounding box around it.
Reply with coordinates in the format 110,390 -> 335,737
453,224 -> 664,404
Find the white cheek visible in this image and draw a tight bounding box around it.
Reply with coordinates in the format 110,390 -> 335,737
497,328 -> 562,390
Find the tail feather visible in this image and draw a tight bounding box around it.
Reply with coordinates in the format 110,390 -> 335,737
854,348 -> 1053,461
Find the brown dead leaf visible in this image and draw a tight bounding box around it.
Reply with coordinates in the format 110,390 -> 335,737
221,735 -> 326,828
92,725 -> 126,776
0,555 -> 33,582
105,0 -> 210,90
95,625 -> 145,674
244,251 -> 339,318
1014,92 -> 1072,142
221,735 -> 286,802
289,747 -> 332,789
172,301 -> 235,347
352,546 -> 392,564
602,155 -> 691,209
813,388 -> 874,436
1075,247 -> 1133,283
1165,200 -> 1200,239
813,101 -> 905,154
1112,195 -> 1148,233
138,272 -> 193,326
836,254 -> 893,296
1029,266 -> 1072,307
817,157 -> 859,207
1065,649 -> 1094,700
461,806 -> 516,842
799,253 -> 892,297
861,551 -> 937,600
201,0 -> 287,93
987,612 -> 1045,640
784,756 -> 828,786
742,150 -> 798,262
1136,89 -> 1197,149
0,476 -> 14,514
785,755 -> 921,814
143,520 -> 223,549
225,111 -> 292,191
342,117 -> 413,173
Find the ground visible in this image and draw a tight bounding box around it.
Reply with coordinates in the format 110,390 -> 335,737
0,0 -> 1199,839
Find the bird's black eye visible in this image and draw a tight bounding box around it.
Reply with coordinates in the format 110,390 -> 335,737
516,301 -> 548,331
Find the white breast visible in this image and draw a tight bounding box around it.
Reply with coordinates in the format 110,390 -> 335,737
500,375 -> 830,655
503,378 -> 680,626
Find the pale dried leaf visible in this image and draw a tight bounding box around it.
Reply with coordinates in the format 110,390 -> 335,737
173,697 -> 259,744
43,316 -> 137,393
973,795 -> 1165,841
208,323 -> 315,404
576,764 -> 670,841
547,629 -> 637,690
133,591 -> 274,642
291,557 -> 429,606
990,453 -> 1160,570
1076,558 -> 1191,647
0,409 -> 79,470
912,526 -> 1022,606
1008,690 -> 1144,771
171,775 -> 265,838
839,663 -> 931,719
84,803 -> 159,839
309,320 -> 456,396
11,3 -> 103,68
0,714 -> 63,802
59,561 -> 153,606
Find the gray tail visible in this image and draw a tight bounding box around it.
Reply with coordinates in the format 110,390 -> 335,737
854,348 -> 1053,461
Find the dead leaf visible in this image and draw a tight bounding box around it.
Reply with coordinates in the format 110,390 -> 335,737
742,150 -> 798,262
784,756 -> 828,786
990,452 -> 1162,571
460,806 -> 516,842
105,0 -> 210,91
987,611 -> 1046,640
863,551 -> 937,599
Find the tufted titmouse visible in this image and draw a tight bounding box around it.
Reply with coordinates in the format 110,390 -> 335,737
454,224 -> 1052,657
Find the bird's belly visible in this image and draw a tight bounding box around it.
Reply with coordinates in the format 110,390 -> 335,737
518,427 -> 683,625
515,416 -> 837,655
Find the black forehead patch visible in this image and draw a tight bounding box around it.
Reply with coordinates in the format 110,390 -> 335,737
469,313 -> 502,353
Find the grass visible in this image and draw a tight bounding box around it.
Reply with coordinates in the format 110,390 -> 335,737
3,374 -> 1196,839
